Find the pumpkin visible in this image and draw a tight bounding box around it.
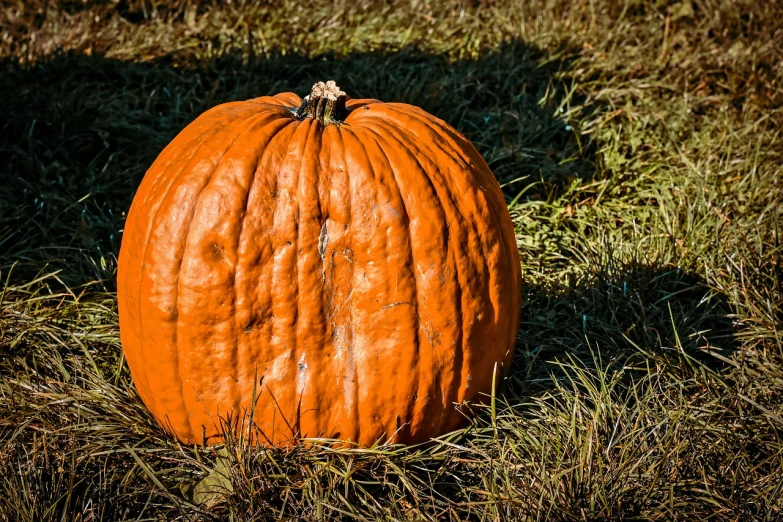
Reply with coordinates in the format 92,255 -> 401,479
118,81 -> 521,446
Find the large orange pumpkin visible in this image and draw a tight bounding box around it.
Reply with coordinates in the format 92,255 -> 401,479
118,81 -> 521,446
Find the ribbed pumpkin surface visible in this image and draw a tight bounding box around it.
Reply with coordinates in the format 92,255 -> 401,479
118,87 -> 521,446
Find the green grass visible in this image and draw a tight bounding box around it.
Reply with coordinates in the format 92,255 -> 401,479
1,0 -> 782,519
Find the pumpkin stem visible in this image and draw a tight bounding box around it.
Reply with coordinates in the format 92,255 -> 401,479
295,80 -> 347,126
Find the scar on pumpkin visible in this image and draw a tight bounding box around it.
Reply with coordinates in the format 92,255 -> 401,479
318,220 -> 329,261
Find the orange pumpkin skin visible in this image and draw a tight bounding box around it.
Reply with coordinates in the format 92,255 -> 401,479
117,83 -> 521,446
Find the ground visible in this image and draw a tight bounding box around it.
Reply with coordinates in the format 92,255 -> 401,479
1,0 -> 782,520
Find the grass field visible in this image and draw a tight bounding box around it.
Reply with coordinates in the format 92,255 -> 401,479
1,0 -> 782,519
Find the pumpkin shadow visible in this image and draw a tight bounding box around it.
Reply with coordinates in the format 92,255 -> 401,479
503,260 -> 740,400
0,40 -> 598,287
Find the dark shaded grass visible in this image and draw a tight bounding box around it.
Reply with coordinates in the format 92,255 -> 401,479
2,0 -> 783,519
0,41 -> 593,286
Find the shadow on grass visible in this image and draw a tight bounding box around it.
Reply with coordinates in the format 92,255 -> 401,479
507,260 -> 739,399
0,40 -> 596,287
0,36 -> 743,411
1,38 -> 740,402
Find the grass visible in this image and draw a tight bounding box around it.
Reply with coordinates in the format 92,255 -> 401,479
1,0 -> 782,519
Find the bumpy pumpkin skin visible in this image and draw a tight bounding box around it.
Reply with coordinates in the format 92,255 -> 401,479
118,85 -> 521,446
